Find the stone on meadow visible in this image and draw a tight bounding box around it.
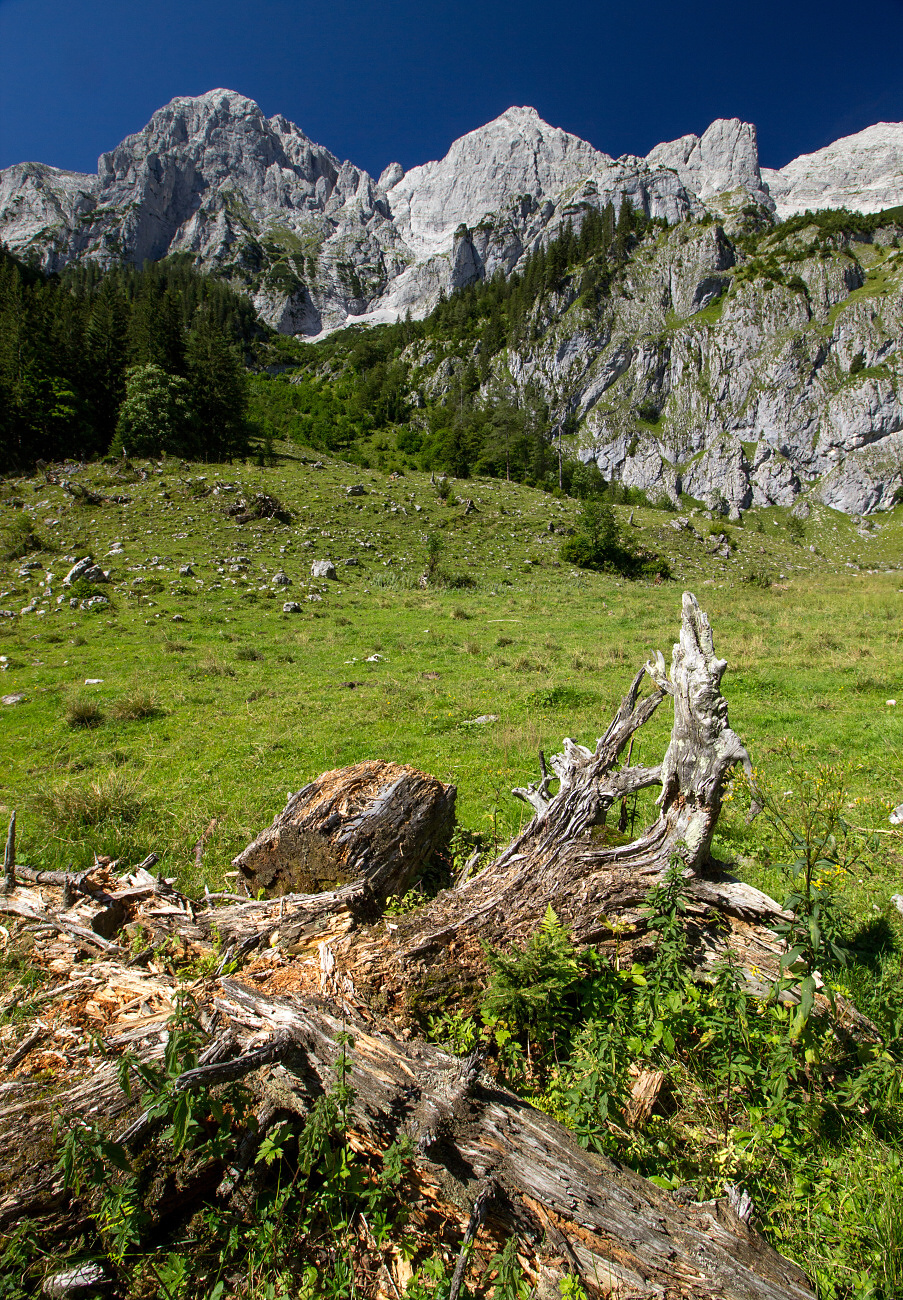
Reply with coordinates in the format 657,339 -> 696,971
63,558 -> 108,586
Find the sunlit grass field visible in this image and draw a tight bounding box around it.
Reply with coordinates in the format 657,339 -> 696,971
1,445 -> 902,905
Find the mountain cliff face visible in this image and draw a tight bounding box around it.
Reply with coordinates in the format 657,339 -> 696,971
2,92 -> 903,513
377,204 -> 903,517
762,123 -> 903,219
0,90 -> 745,334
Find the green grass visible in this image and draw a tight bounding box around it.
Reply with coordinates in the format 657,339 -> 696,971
3,440 -> 903,1296
2,445 -> 903,895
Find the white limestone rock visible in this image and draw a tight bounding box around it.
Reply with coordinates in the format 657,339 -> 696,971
647,118 -> 773,209
680,437 -> 753,510
762,123 -> 903,219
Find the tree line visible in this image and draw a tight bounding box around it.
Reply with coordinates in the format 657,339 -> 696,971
0,249 -> 260,471
2,197 -> 655,476
255,198 -> 658,483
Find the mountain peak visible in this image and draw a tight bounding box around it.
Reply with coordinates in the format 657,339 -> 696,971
646,118 -> 770,207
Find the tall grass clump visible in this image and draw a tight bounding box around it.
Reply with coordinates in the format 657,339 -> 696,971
110,690 -> 160,721
65,697 -> 105,729
42,772 -> 147,831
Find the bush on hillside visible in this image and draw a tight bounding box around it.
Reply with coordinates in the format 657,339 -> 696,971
560,501 -> 670,579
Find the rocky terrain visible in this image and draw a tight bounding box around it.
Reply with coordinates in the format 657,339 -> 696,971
4,91 -> 903,514
3,91 -> 902,334
405,213 -> 903,516
762,123 -> 903,219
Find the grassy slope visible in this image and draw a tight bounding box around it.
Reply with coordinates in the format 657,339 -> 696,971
4,446 -> 903,1295
1,444 -> 901,914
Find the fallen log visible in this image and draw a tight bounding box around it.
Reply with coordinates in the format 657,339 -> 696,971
232,759 -> 456,902
0,971 -> 814,1299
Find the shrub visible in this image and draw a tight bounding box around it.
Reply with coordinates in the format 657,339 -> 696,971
66,577 -> 107,601
560,500 -> 669,579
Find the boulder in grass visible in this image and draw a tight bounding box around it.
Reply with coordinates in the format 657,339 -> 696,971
64,557 -> 108,586
311,559 -> 337,580
282,601 -> 303,613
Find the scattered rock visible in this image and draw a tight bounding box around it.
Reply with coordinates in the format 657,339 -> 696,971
82,596 -> 110,610
64,558 -> 108,586
272,571 -> 291,586
171,614 -> 186,622
345,485 -> 367,496
1,693 -> 26,706
365,653 -> 386,662
282,602 -> 303,613
311,560 -> 337,580
460,714 -> 499,726
343,557 -> 359,567
179,564 -> 195,576
889,803 -> 903,825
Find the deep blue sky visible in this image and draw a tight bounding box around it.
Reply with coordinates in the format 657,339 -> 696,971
2,0 -> 903,177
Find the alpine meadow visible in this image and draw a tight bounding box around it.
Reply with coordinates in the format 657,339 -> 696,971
1,91 -> 903,1300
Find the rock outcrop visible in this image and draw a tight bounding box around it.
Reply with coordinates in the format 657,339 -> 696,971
762,123 -> 903,219
646,118 -> 773,210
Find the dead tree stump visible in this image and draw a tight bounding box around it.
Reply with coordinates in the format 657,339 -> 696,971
232,760 -> 456,902
0,593 -> 846,1299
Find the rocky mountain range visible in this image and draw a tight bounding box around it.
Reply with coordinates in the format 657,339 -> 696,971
4,90 -> 901,336
2,91 -> 903,515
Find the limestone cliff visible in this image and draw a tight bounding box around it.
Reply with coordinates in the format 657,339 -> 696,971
3,91 -> 903,513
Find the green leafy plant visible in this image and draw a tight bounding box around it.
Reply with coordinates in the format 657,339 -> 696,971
482,905 -> 582,1064
754,754 -> 874,1033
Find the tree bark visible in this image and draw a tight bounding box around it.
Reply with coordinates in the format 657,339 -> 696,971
232,760 -> 456,902
0,972 -> 815,1299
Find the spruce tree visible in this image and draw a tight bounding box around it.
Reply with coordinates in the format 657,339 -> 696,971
185,308 -> 250,460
